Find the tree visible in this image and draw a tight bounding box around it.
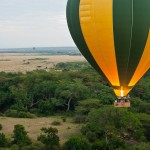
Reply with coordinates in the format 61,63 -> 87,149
55,80 -> 88,112
38,127 -> 59,149
0,133 -> 8,147
74,99 -> 103,123
81,107 -> 143,149
12,124 -> 31,147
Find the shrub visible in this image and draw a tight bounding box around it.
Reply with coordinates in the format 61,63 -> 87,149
21,142 -> 45,150
86,131 -> 97,142
91,140 -> 105,150
63,137 -> 90,150
74,115 -> 86,123
0,124 -> 2,130
128,142 -> 150,150
5,110 -> 35,118
0,133 -> 8,147
18,112 -> 36,118
10,144 -> 19,150
61,116 -> 66,122
38,101 -> 54,115
5,109 -> 18,117
38,127 -> 60,149
12,124 -> 32,147
51,121 -> 61,126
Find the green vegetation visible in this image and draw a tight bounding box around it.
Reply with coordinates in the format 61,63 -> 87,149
38,127 -> 60,149
51,120 -> 61,126
0,62 -> 149,149
0,124 -> 2,130
12,124 -> 32,148
63,137 -> 90,150
0,133 -> 8,148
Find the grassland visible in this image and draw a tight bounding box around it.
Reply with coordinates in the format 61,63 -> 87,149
0,116 -> 82,144
0,53 -> 85,73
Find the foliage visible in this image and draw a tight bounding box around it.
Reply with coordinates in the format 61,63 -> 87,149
38,100 -> 54,115
0,133 -> 8,147
38,127 -> 59,149
51,121 -> 61,126
91,140 -> 106,150
136,113 -> 150,141
12,124 -> 32,147
0,63 -> 149,115
74,99 -> 103,123
128,142 -> 150,150
0,124 -> 2,130
61,116 -> 66,122
63,137 -> 90,150
81,106 -> 144,149
5,110 -> 35,118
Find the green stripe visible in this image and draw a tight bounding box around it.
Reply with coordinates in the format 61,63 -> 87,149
66,0 -> 111,85
113,0 -> 150,87
126,0 -> 150,83
113,0 -> 132,87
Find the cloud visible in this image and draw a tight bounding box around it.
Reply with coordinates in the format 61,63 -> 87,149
0,0 -> 75,48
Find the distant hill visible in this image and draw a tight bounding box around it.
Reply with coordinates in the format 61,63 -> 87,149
0,47 -> 81,55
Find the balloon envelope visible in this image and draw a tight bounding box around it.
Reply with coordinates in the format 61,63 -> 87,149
66,0 -> 150,97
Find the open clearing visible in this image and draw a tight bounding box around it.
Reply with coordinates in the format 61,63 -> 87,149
0,53 -> 85,73
0,116 -> 82,144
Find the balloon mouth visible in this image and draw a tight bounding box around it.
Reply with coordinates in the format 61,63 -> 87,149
120,90 -> 124,97
113,86 -> 133,97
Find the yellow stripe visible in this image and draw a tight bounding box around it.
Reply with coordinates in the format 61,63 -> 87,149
129,30 -> 150,87
79,0 -> 120,87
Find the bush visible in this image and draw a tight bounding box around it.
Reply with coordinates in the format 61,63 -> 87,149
74,115 -> 86,123
38,127 -> 60,149
63,137 -> 90,150
4,110 -> 35,118
10,144 -> 19,150
91,140 -> 105,150
18,112 -> 36,118
0,124 -> 2,130
51,121 -> 61,126
109,136 -> 126,150
5,109 -> 18,117
12,124 -> 32,147
0,133 -> 8,147
21,142 -> 45,150
38,101 -> 54,115
86,131 -> 97,142
128,142 -> 150,150
61,116 -> 66,122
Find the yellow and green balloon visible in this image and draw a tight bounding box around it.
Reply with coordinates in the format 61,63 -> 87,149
66,0 -> 150,97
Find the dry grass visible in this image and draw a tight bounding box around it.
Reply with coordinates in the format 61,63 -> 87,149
0,53 -> 85,73
0,116 -> 82,144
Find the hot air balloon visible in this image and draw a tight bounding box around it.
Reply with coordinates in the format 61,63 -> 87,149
66,0 -> 150,106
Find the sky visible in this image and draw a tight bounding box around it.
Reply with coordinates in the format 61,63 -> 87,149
0,0 -> 75,48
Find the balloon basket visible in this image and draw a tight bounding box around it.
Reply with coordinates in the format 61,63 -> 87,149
114,98 -> 130,107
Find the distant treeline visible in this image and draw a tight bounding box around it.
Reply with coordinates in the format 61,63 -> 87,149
0,62 -> 149,115
0,47 -> 81,55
